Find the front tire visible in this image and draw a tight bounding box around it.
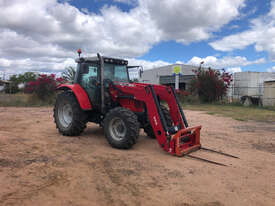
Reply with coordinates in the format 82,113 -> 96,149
54,91 -> 87,136
104,107 -> 140,149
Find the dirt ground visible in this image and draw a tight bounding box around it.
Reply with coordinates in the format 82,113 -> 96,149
0,107 -> 274,206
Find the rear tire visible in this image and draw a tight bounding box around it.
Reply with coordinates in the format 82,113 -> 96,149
104,107 -> 140,149
54,91 -> 87,136
143,105 -> 172,138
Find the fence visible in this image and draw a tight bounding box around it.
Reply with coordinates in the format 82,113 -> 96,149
227,85 -> 275,107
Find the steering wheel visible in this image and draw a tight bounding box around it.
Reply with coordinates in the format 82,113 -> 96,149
103,78 -> 113,88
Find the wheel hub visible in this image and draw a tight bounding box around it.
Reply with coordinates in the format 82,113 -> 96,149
109,117 -> 126,141
58,103 -> 73,128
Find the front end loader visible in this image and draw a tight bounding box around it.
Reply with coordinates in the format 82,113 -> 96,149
106,81 -> 202,156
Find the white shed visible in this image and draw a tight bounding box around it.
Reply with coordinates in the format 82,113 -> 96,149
232,72 -> 275,97
263,80 -> 275,107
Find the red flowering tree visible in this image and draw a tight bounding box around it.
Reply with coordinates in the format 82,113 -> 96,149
190,67 -> 232,103
25,74 -> 64,100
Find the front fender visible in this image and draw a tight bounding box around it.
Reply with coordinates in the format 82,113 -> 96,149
57,84 -> 92,110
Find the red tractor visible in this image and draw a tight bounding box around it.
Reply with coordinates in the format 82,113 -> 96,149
54,52 -> 202,156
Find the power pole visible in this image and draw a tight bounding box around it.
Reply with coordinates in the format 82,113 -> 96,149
175,73 -> 179,90
173,65 -> 181,90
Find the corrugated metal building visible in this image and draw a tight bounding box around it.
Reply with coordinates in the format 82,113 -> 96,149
263,80 -> 275,106
140,64 -> 197,89
231,72 -> 275,98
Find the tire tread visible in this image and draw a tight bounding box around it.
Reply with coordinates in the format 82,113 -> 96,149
104,107 -> 139,149
53,91 -> 87,136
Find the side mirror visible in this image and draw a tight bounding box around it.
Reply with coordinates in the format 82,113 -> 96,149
80,64 -> 89,74
127,65 -> 143,80
139,66 -> 144,79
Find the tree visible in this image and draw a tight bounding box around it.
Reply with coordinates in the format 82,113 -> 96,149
17,72 -> 37,84
62,66 -> 76,83
5,75 -> 19,94
24,74 -> 64,100
8,72 -> 37,85
190,67 -> 232,103
4,72 -> 38,93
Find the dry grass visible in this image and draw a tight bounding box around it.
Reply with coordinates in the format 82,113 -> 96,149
1,93 -> 275,122
182,103 -> 275,122
0,93 -> 54,107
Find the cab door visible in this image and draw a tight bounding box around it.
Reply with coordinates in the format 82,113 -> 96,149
79,63 -> 101,108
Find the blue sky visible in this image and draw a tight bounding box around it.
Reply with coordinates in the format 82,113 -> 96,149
66,0 -> 274,72
1,0 -> 275,76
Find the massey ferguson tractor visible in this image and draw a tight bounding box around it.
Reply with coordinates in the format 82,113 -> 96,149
54,51 -> 238,165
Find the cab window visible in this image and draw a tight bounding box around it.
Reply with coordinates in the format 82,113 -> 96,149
104,63 -> 129,82
81,65 -> 98,87
114,66 -> 128,82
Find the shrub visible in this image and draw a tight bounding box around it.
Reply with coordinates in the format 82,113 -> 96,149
25,74 -> 64,100
190,67 -> 232,103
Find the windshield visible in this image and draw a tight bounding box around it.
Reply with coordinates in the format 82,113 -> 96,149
104,63 -> 129,82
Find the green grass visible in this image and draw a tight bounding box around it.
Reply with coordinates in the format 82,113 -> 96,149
182,103 -> 275,122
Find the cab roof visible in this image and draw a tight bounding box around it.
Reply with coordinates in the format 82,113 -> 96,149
75,56 -> 128,65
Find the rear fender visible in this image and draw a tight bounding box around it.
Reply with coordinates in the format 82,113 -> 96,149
57,84 -> 92,110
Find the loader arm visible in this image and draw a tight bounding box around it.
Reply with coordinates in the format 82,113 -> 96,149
109,82 -> 202,156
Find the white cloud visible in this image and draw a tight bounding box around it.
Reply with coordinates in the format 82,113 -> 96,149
0,56 -> 76,76
0,0 -> 245,73
209,30 -> 259,52
267,66 -> 275,72
227,67 -> 242,73
210,1 -> 275,61
0,58 -> 11,67
143,0 -> 245,43
0,0 -> 159,59
187,56 -> 265,69
113,0 -> 137,5
229,25 -> 240,30
127,58 -> 170,70
0,54 -> 169,77
127,58 -> 170,79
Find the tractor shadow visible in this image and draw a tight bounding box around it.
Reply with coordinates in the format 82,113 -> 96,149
82,125 -> 104,138
82,125 -> 155,144
83,124 -> 151,140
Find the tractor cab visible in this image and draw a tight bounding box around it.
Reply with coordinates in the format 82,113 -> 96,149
75,56 -> 130,83
74,56 -> 141,109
